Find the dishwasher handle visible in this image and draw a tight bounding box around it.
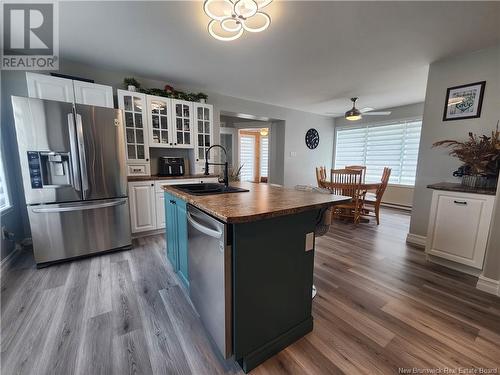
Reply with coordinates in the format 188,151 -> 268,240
187,212 -> 223,239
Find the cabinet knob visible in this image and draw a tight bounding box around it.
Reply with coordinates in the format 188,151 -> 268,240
174,143 -> 177,145
151,183 -> 154,186
146,158 -> 149,161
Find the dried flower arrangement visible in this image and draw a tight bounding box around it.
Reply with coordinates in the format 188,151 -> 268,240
432,122 -> 500,187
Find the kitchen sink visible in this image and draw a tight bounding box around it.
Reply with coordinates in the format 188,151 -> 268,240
175,183 -> 249,196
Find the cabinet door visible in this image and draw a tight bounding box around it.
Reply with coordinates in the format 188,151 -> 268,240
156,192 -> 166,229
26,72 -> 75,103
118,90 -> 150,164
73,81 -> 113,108
129,182 -> 156,233
426,191 -> 494,269
171,100 -> 194,148
194,103 -> 214,162
146,96 -> 172,148
165,193 -> 178,269
175,198 -> 189,287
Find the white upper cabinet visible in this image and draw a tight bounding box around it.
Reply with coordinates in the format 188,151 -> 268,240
117,90 -> 150,175
26,72 -> 113,108
73,80 -> 113,108
26,72 -> 75,103
146,95 -> 172,148
194,103 -> 214,162
171,99 -> 194,148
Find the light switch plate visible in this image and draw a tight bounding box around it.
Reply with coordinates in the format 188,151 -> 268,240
305,232 -> 314,252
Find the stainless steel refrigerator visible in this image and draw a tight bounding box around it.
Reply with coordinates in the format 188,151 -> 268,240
12,96 -> 131,266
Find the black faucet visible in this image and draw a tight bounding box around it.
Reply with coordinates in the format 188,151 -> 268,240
204,144 -> 229,188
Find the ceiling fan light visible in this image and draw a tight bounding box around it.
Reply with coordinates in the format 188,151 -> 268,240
345,108 -> 362,121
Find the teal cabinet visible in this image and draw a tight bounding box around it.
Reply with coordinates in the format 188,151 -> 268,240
164,192 -> 189,287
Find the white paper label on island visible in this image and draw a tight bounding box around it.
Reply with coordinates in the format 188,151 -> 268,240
305,232 -> 315,252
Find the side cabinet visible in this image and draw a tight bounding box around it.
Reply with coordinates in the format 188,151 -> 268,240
426,190 -> 495,269
165,192 -> 189,287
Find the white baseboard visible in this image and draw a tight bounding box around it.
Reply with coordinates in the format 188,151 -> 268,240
132,228 -> 164,239
476,275 -> 500,296
406,232 -> 426,248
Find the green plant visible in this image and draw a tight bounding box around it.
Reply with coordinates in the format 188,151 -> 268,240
432,123 -> 500,176
196,92 -> 208,101
229,165 -> 244,182
123,77 -> 140,89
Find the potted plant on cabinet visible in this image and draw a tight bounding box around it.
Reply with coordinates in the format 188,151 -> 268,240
196,92 -> 208,103
123,77 -> 140,92
433,123 -> 500,188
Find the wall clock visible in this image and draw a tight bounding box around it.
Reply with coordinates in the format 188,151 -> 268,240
305,128 -> 319,149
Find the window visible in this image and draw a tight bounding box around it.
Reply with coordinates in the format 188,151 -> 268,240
334,119 -> 422,185
240,134 -> 255,182
260,136 -> 269,178
0,152 -> 11,212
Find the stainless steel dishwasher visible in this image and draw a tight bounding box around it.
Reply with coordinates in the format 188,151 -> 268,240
187,205 -> 232,358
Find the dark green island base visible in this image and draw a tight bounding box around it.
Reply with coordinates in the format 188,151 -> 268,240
163,183 -> 349,373
232,209 -> 318,372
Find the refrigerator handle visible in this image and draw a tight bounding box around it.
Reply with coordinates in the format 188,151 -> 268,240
31,198 -> 127,213
67,113 -> 81,192
75,113 -> 89,198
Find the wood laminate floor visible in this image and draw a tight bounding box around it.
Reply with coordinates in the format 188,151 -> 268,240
1,208 -> 500,375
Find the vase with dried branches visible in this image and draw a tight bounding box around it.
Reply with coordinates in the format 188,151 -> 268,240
432,122 -> 500,188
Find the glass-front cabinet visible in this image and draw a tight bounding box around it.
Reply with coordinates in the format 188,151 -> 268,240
146,95 -> 171,147
117,90 -> 150,176
171,99 -> 194,149
194,103 -> 213,162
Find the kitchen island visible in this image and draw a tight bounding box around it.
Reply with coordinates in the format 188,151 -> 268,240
162,182 -> 350,373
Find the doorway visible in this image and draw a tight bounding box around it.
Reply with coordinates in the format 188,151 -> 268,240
219,114 -> 277,183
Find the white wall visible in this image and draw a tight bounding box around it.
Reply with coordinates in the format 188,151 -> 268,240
409,45 -> 500,237
334,102 -> 424,208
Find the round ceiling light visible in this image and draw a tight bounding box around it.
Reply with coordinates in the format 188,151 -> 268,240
203,0 -> 272,41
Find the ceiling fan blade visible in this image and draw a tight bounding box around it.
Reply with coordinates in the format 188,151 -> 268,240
360,107 -> 375,113
325,112 -> 344,116
363,111 -> 392,116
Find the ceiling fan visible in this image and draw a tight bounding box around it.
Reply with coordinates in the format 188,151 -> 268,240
326,97 -> 391,121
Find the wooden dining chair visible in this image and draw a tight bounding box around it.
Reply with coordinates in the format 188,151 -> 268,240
345,165 -> 367,183
363,167 -> 391,225
315,166 -> 327,187
323,169 -> 365,224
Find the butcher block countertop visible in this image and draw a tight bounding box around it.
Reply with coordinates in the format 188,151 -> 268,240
162,182 -> 351,223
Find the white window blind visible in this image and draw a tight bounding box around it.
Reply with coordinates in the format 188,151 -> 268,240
240,134 -> 255,182
334,119 -> 422,185
0,151 -> 11,212
260,136 -> 269,178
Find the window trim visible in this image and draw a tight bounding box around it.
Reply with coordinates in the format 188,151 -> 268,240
334,117 -> 423,187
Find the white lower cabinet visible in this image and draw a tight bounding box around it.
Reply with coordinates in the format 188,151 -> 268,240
129,177 -> 219,235
426,190 -> 495,269
129,181 -> 156,233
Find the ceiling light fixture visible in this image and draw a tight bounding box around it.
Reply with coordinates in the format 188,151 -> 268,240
260,128 -> 269,136
204,0 -> 272,41
345,97 -> 363,121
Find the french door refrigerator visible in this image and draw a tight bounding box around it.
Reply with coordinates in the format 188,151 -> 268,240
12,96 -> 131,266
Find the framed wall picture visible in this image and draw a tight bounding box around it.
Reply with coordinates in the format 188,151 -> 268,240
443,81 -> 486,121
